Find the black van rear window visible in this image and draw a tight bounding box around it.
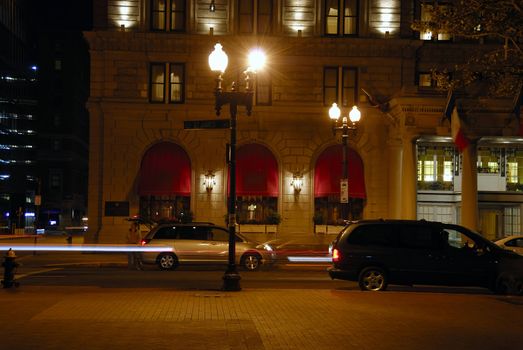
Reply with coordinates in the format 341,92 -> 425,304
347,225 -> 396,246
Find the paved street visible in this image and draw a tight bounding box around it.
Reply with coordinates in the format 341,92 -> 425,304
1,234 -> 522,349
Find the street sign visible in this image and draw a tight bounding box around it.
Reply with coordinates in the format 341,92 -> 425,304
340,179 -> 348,203
184,119 -> 230,129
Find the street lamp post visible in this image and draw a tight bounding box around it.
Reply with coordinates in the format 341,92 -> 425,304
328,103 -> 361,222
208,43 -> 265,291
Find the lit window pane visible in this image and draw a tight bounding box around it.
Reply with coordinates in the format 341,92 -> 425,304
169,64 -> 184,103
150,64 -> 165,102
419,73 -> 432,87
443,161 -> 452,182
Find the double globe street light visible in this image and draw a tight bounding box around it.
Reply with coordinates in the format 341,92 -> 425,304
328,103 -> 362,222
208,43 -> 266,291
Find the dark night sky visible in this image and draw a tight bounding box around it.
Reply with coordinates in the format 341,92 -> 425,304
34,0 -> 93,31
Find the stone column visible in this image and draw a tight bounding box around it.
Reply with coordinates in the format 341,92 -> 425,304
388,138 -> 403,218
401,135 -> 417,219
85,101 -> 104,244
460,141 -> 479,231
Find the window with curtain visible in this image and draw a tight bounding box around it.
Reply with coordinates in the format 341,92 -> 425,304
149,63 -> 185,103
150,63 -> 165,102
325,0 -> 358,36
238,0 -> 273,35
324,66 -> 358,106
151,0 -> 186,32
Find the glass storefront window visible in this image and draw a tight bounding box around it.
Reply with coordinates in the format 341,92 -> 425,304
477,147 -> 500,173
314,196 -> 363,225
417,145 -> 454,191
504,207 -> 521,235
236,196 -> 277,224
139,195 -> 190,223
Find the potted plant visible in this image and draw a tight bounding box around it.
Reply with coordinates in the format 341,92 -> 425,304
266,210 -> 281,225
313,212 -> 325,225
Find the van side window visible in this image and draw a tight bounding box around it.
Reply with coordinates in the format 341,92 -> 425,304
347,225 -> 395,246
154,226 -> 178,239
210,228 -> 229,242
399,226 -> 435,249
177,227 -> 208,240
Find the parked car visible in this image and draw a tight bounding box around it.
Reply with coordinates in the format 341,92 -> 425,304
139,222 -> 276,271
328,219 -> 523,294
494,235 -> 523,256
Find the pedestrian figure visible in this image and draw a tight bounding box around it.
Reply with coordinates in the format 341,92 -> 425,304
127,221 -> 142,270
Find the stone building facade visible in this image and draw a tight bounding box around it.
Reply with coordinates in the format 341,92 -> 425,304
84,0 -> 523,243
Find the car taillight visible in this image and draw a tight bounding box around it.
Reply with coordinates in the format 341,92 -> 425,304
332,248 -> 340,263
140,238 -> 151,246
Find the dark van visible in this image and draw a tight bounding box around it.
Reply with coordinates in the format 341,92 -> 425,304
328,220 -> 523,294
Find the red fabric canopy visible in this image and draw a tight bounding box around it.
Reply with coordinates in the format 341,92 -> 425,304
138,142 -> 191,196
229,143 -> 279,196
314,144 -> 366,198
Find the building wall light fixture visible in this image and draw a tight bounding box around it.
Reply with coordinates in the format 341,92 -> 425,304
204,171 -> 216,192
291,172 -> 303,193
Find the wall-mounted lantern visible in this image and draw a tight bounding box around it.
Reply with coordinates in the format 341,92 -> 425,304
204,170 -> 216,192
291,172 -> 303,194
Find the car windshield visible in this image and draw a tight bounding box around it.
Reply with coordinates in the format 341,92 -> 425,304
444,224 -> 502,252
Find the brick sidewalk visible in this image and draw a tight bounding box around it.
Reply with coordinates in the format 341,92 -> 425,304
1,285 -> 522,350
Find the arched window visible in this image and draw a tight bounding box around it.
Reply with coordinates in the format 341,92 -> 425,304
314,144 -> 365,224
230,143 -> 279,224
138,142 -> 191,223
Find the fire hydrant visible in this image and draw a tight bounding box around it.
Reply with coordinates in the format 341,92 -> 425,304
2,249 -> 20,288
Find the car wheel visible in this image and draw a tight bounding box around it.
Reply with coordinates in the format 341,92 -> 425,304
157,253 -> 178,270
241,254 -> 261,271
358,267 -> 388,291
494,273 -> 522,295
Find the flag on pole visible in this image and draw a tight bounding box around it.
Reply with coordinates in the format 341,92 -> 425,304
451,106 -> 469,152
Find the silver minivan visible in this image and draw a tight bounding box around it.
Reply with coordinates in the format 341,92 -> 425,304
139,222 -> 276,271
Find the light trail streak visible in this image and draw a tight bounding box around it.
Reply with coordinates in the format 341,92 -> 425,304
0,244 -> 172,253
287,256 -> 332,263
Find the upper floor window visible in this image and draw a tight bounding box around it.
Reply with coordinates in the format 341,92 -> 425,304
238,0 -> 273,35
419,3 -> 450,41
149,63 -> 185,103
325,0 -> 358,36
323,66 -> 357,107
151,0 -> 186,32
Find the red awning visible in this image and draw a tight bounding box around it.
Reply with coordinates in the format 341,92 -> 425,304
230,143 -> 279,196
314,144 -> 366,198
138,142 -> 191,196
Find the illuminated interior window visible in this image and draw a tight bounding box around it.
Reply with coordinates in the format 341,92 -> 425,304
423,160 -> 435,181
507,162 -> 518,183
150,63 -> 185,104
477,147 -> 500,173
169,63 -> 184,103
420,3 -> 450,41
418,73 -> 432,87
150,63 -> 165,102
443,161 -> 452,182
325,0 -> 358,35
